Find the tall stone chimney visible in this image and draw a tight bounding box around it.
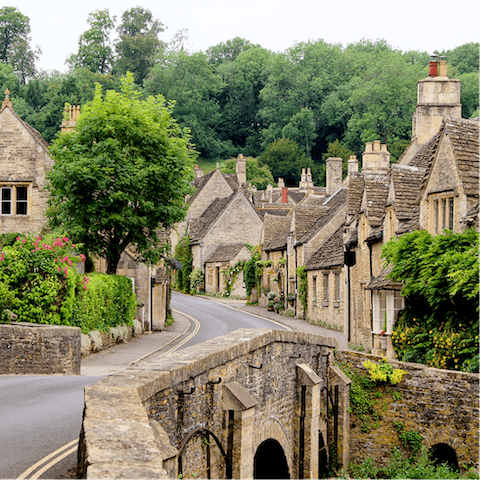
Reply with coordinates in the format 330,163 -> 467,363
412,56 -> 461,146
326,157 -> 343,195
362,141 -> 390,173
194,165 -> 204,178
236,154 -> 247,186
2,89 -> 12,109
299,168 -> 314,191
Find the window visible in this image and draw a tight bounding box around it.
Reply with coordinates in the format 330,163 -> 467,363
312,276 -> 317,302
373,290 -> 405,334
323,274 -> 329,306
334,273 -> 341,306
448,197 -> 454,230
0,185 -> 29,215
431,196 -> 454,233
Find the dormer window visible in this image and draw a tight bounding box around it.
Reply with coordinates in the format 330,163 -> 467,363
1,185 -> 29,215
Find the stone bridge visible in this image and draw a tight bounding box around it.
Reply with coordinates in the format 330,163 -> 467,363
79,329 -> 351,479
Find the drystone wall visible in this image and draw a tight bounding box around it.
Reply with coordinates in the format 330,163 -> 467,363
0,322 -> 81,375
336,350 -> 479,472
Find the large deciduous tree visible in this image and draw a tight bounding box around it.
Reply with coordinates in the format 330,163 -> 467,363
47,74 -> 196,274
0,6 -> 40,83
67,9 -> 116,74
114,7 -> 164,84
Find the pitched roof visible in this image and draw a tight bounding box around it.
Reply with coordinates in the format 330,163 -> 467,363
297,189 -> 347,245
347,173 -> 365,216
365,267 -> 403,290
262,214 -> 292,252
256,208 -> 291,220
205,243 -> 246,263
305,225 -> 344,271
443,117 -> 479,197
364,175 -> 390,227
187,170 -> 238,205
390,164 -> 425,221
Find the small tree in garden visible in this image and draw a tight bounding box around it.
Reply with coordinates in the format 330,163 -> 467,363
0,234 -> 87,325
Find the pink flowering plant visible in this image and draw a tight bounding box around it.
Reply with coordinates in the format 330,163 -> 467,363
0,233 -> 86,325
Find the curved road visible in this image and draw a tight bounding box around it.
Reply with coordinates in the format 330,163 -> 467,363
1,294 -> 289,479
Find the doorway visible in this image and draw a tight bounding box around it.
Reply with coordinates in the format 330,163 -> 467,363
253,439 -> 289,479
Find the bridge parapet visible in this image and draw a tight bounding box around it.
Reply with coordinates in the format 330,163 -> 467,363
79,328 -> 349,479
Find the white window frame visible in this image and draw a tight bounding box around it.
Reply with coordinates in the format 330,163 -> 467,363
373,290 -> 404,334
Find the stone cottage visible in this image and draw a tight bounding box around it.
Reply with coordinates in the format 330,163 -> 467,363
0,90 -> 54,235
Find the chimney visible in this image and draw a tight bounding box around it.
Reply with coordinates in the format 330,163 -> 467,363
347,155 -> 359,185
2,89 -> 12,109
236,153 -> 247,185
60,105 -> 81,132
429,54 -> 438,77
278,177 -> 285,189
413,56 -> 461,145
282,187 -> 288,204
326,157 -> 343,195
362,141 -> 390,173
267,184 -> 273,203
194,165 -> 204,178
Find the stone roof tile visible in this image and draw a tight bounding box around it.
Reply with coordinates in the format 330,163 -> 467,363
305,225 -> 344,271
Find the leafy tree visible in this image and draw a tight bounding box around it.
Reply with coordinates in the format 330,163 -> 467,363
282,107 -> 317,157
215,46 -> 271,156
173,233 -> 192,293
259,138 -> 313,185
47,74 -> 196,274
220,156 -> 274,190
144,50 -> 228,158
206,37 -> 258,67
67,10 -> 116,74
0,7 -> 40,83
114,7 -> 164,84
439,42 -> 479,75
458,72 -> 479,119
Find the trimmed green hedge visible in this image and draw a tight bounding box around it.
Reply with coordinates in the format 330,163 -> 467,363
72,273 -> 136,334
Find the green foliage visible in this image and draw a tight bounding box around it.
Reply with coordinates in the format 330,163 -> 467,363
282,107 -> 317,158
47,74 -> 196,274
0,6 -> 40,83
114,7 -> 164,84
363,359 -> 408,385
72,273 -> 136,333
347,446 -> 468,479
393,422 -> 423,456
67,9 -> 116,74
243,244 -> 261,299
220,156 -> 274,190
222,261 -> 245,298
382,229 -> 479,371
189,268 -> 204,294
0,233 -> 86,325
296,265 -> 308,316
259,138 -> 313,185
174,234 -> 193,293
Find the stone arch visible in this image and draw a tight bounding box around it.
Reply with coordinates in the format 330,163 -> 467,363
429,443 -> 459,472
254,438 -> 289,479
422,428 -> 470,466
253,417 -> 292,474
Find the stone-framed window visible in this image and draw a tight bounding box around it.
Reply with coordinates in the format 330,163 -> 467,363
312,275 -> 317,303
1,184 -> 29,215
322,274 -> 329,306
334,272 -> 341,307
431,195 -> 454,233
372,290 -> 404,334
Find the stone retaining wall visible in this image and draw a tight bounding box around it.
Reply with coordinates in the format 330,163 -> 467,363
336,350 -> 479,471
0,322 -> 81,375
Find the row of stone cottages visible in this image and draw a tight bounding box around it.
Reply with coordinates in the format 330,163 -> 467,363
171,59 -> 479,354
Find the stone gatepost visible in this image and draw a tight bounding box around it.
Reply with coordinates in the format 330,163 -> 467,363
152,267 -> 168,331
296,363 -> 323,479
222,381 -> 259,479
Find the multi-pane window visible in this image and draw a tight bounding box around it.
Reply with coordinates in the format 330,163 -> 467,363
432,196 -> 454,233
373,290 -> 405,334
334,273 -> 341,305
1,185 -> 28,215
323,274 -> 329,305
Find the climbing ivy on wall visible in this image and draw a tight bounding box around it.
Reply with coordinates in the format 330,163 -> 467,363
296,265 -> 308,318
174,233 -> 192,293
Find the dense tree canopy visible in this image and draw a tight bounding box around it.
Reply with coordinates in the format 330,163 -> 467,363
220,156 -> 274,190
47,74 -> 196,274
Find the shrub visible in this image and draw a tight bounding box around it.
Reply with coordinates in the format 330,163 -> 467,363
0,234 -> 85,325
72,273 -> 136,334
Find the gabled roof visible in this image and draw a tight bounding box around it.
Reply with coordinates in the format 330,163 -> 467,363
443,117 -> 479,197
262,214 -> 292,252
205,243 -> 246,263
187,169 -> 238,205
297,189 -> 347,245
390,164 -> 425,221
305,224 -> 344,271
189,189 -> 260,243
347,173 -> 365,216
256,208 -> 291,220
364,175 -> 390,227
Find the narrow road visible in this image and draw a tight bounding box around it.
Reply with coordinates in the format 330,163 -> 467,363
1,293 -> 290,479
